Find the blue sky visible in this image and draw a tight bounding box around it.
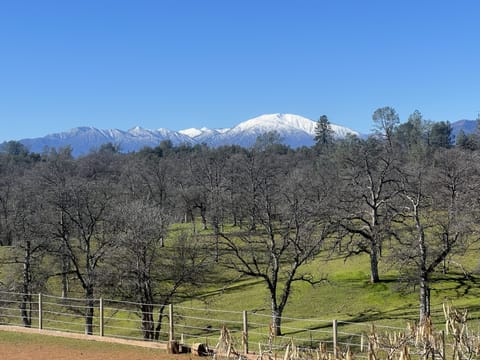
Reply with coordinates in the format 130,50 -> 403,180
1,1 -> 479,142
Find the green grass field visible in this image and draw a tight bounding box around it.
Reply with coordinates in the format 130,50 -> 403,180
2,223 -> 480,354
199,248 -> 480,326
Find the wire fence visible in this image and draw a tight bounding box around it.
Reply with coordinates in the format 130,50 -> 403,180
0,290 -> 409,358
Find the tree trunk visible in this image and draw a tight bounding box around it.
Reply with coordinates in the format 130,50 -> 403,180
21,239 -> 32,327
141,303 -> 155,340
415,202 -> 429,323
154,304 -> 167,340
60,211 -> 69,298
213,219 -> 220,262
199,204 -> 208,230
20,293 -> 32,328
61,250 -> 70,298
85,287 -> 94,335
442,233 -> 448,275
369,245 -> 380,283
418,229 -> 430,322
419,272 -> 430,322
271,304 -> 282,336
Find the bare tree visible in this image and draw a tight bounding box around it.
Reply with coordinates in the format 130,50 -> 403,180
0,159 -> 17,247
4,167 -> 50,327
40,153 -> 120,335
36,147 -> 76,298
232,149 -> 273,231
103,154 -> 214,340
106,221 -> 213,340
106,200 -> 167,340
395,148 -> 477,321
220,154 -> 334,335
187,148 -> 230,259
0,152 -> 55,327
152,232 -> 214,340
335,137 -> 400,283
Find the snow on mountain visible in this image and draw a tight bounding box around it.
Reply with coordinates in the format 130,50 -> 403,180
235,113 -> 315,133
179,128 -> 206,138
179,127 -> 230,144
212,113 -> 358,148
20,126 -> 194,156
16,113 -> 359,156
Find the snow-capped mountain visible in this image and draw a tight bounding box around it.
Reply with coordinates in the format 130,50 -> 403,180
213,113 -> 357,148
19,126 -> 194,156
179,127 -> 230,144
15,113 -> 358,156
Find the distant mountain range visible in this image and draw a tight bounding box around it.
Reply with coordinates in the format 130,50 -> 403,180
10,114 -> 478,156
16,113 -> 359,156
451,119 -> 478,138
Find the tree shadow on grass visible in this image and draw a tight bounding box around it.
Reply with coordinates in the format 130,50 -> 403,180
281,302 -> 419,338
196,277 -> 266,300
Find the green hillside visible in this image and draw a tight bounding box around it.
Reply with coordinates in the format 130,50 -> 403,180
185,242 -> 480,330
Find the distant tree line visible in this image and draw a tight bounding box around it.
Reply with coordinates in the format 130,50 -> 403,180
0,106 -> 479,336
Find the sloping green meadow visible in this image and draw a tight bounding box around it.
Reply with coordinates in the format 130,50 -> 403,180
191,244 -> 480,332
2,223 -> 480,347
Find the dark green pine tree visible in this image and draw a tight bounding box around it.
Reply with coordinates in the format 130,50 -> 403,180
314,115 -> 334,148
428,121 -> 452,148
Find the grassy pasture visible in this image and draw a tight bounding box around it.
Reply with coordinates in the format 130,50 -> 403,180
1,220 -> 480,353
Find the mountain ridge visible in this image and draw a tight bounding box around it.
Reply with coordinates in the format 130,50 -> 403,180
9,114 -> 476,156
15,113 -> 358,156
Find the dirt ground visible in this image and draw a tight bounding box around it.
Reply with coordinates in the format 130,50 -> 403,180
0,326 -> 192,360
0,342 -> 176,360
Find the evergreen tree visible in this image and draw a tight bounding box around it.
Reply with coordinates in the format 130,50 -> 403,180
314,115 -> 334,148
428,121 -> 452,148
455,129 -> 479,151
455,129 -> 468,148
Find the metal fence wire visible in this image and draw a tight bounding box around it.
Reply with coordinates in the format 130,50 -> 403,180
1,290 -> 459,359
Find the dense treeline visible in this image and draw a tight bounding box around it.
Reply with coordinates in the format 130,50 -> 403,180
1,107 -> 479,337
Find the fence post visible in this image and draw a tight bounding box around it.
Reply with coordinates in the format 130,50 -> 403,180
243,310 -> 249,355
333,319 -> 338,359
38,293 -> 43,330
442,330 -> 446,360
169,304 -> 174,341
99,298 -> 104,337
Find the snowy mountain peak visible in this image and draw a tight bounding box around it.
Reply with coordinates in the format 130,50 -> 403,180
179,127 -> 231,142
236,113 -> 316,133
16,113 -> 360,156
129,126 -> 145,133
179,128 -> 205,138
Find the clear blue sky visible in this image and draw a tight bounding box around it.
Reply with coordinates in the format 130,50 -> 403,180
1,0 -> 479,142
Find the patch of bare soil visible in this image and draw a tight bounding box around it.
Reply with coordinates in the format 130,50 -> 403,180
0,342 -> 171,360
0,326 -> 192,360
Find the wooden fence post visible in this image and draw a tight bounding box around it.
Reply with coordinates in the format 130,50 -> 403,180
333,319 -> 338,359
38,293 -> 43,330
243,310 -> 248,355
169,304 -> 174,341
99,298 -> 104,337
